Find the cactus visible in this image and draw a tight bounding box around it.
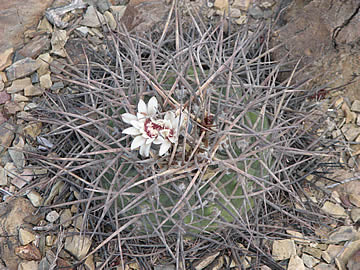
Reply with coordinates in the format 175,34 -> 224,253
30,8 -> 322,269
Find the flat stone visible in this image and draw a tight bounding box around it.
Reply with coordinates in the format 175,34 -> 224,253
73,215 -> 84,230
321,201 -> 347,218
40,73 -> 52,89
50,81 -> 64,92
44,181 -> 64,206
23,122 -> 42,138
81,5 -> 106,27
89,28 -> 103,38
336,257 -> 347,270
339,240 -> 360,265
37,17 -> 53,33
11,168 -> 34,189
110,5 -> 126,19
194,252 -> 220,270
341,124 -> 360,141
214,0 -> 228,11
60,209 -> 72,228
104,11 -> 117,30
329,226 -> 357,242
342,102 -> 357,124
14,94 -> 30,102
4,162 -> 17,178
24,84 -> 44,96
272,239 -> 296,260
287,255 -> 305,270
36,52 -> 52,76
4,101 -> 23,115
17,34 -> 50,59
351,208 -> 360,223
84,255 -> 95,270
93,0 -> 111,13
26,190 -> 43,207
349,193 -> 360,207
8,148 -> 25,169
45,235 -> 56,246
0,122 -> 15,154
323,244 -> 346,263
15,244 -> 41,261
76,26 -> 89,37
0,48 -> 14,71
314,263 -> 337,270
0,166 -> 7,186
24,102 -> 38,111
347,249 -> 360,270
232,0 -> 251,11
302,253 -> 320,268
18,260 -> 39,270
0,91 -> 11,104
64,230 -> 92,260
51,29 -> 68,57
46,210 -> 59,223
0,72 -> 7,83
19,228 -> 36,245
351,100 -> 360,113
6,77 -> 32,94
229,8 -> 241,18
6,57 -> 41,81
50,59 -> 66,74
303,246 -> 323,259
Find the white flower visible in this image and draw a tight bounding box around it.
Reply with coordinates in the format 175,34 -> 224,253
122,97 -> 160,157
122,96 -> 184,157
155,111 -> 182,156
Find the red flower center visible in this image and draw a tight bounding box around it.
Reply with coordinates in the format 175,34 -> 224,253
144,118 -> 163,138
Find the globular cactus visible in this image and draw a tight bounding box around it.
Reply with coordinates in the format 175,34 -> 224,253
30,7 -> 321,269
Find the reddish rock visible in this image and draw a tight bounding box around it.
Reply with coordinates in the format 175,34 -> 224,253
15,244 -> 41,261
0,197 -> 36,269
120,0 -> 170,32
273,0 -> 360,79
17,34 -> 51,59
4,101 -> 23,115
0,0 -> 53,52
0,91 -> 10,104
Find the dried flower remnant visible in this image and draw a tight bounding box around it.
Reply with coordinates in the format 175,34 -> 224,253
122,97 -> 182,157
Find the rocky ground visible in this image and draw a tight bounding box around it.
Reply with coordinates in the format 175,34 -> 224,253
1,0 -> 360,269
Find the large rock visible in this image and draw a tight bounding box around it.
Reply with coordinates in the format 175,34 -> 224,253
121,0 -> 170,33
0,197 -> 36,270
274,0 -> 360,66
272,0 -> 360,91
0,0 -> 53,52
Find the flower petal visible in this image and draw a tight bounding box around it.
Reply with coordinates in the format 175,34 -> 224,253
123,127 -> 141,135
153,137 -> 164,144
137,112 -> 146,121
130,120 -> 144,130
159,141 -> 171,156
147,97 -> 158,116
122,113 -> 137,124
140,143 -> 151,157
164,111 -> 175,123
131,136 -> 146,150
146,138 -> 154,144
138,99 -> 147,114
